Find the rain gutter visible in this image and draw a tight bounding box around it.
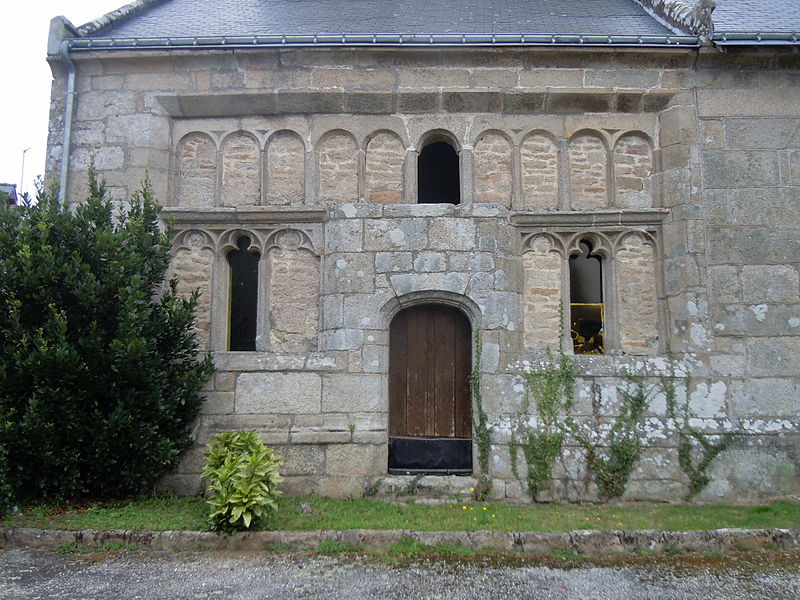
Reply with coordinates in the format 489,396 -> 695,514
65,33 -> 700,51
58,39 -> 77,208
712,32 -> 800,46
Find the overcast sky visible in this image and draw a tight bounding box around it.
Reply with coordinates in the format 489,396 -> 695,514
0,1 -> 126,199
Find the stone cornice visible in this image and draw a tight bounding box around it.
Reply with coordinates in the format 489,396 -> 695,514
152,89 -> 678,118
161,207 -> 327,224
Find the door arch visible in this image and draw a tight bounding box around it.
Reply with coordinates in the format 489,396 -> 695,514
388,304 -> 472,474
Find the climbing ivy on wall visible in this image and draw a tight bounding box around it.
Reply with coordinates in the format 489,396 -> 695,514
565,376 -> 651,501
470,330 -> 493,500
510,316 -> 735,502
510,347 -> 575,501
661,358 -> 737,501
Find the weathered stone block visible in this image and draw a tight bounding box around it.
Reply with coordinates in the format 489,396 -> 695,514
364,218 -> 429,251
236,372 -> 321,414
741,265 -> 799,303
275,91 -> 344,113
698,119 -> 725,149
659,106 -> 695,147
697,88 -> 800,117
707,227 -> 771,264
375,251 -> 413,273
442,91 -> 503,113
200,391 -> 234,415
389,272 -> 469,296
470,68 -> 519,88
398,68 -> 470,88
322,328 -> 364,350
747,337 -> 800,377
480,373 -> 526,415
726,117 -> 800,149
325,219 -> 363,253
324,253 -> 375,293
730,378 -> 795,417
414,252 -> 446,272
326,444 -> 386,476
322,373 -> 385,412
501,92 -> 545,113
342,293 -> 390,329
518,68 -> 583,88
277,444 -> 325,476
313,68 -> 396,89
584,69 -> 659,89
76,91 -> 138,120
428,218 -> 476,250
699,447 -> 798,501
215,372 -> 236,392
547,90 -> 612,113
397,91 -> 440,113
106,114 -> 171,148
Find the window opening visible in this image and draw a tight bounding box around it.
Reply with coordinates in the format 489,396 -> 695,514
227,236 -> 260,351
418,141 -> 460,204
569,240 -> 604,354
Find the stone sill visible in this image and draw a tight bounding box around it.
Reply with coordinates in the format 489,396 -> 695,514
161,207 -> 327,224
511,209 -> 669,228
214,351 -> 348,372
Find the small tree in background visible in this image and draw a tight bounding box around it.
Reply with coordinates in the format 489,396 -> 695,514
0,169 -> 213,510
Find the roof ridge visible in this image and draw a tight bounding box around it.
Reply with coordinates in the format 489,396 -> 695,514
635,0 -> 715,40
76,0 -> 171,36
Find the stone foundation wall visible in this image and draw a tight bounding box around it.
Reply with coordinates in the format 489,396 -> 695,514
46,46 -> 800,502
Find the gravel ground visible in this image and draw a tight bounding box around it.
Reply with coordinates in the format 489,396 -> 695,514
1,548 -> 799,600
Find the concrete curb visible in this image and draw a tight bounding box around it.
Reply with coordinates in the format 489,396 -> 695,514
2,527 -> 799,556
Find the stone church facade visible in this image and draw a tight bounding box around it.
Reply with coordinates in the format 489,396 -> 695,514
46,0 -> 799,502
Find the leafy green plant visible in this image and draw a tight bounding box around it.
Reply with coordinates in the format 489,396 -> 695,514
661,359 -> 736,501
202,430 -> 283,532
470,330 -> 493,500
567,377 -> 651,501
512,345 -> 576,501
0,168 -> 213,509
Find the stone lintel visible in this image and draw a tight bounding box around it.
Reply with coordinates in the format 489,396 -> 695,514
510,209 -> 669,228
154,90 -> 678,117
161,207 -> 327,224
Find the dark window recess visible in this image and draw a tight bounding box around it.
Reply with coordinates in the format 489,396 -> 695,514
569,240 -> 604,354
227,236 -> 260,351
418,141 -> 460,204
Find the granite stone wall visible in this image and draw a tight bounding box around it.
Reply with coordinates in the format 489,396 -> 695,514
46,46 -> 800,502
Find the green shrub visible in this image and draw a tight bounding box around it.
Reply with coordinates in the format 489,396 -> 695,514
0,169 -> 214,508
202,431 -> 283,532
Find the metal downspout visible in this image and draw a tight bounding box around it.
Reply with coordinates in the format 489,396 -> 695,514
58,40 -> 76,207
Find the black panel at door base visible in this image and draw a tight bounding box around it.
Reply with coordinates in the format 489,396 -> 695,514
388,436 -> 472,475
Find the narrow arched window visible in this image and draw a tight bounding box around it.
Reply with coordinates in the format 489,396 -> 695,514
569,240 -> 604,354
227,236 -> 260,351
418,141 -> 460,204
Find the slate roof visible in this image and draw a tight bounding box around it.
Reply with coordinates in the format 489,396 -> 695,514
83,0 -> 677,38
713,0 -> 800,34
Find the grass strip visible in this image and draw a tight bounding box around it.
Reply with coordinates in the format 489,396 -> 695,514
3,497 -> 799,534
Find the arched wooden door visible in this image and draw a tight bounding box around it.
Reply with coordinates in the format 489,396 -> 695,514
388,305 -> 472,474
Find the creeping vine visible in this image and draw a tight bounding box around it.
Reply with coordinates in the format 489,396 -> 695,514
661,357 -> 737,501
565,376 -> 652,501
470,329 -> 493,500
511,302 -> 576,502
